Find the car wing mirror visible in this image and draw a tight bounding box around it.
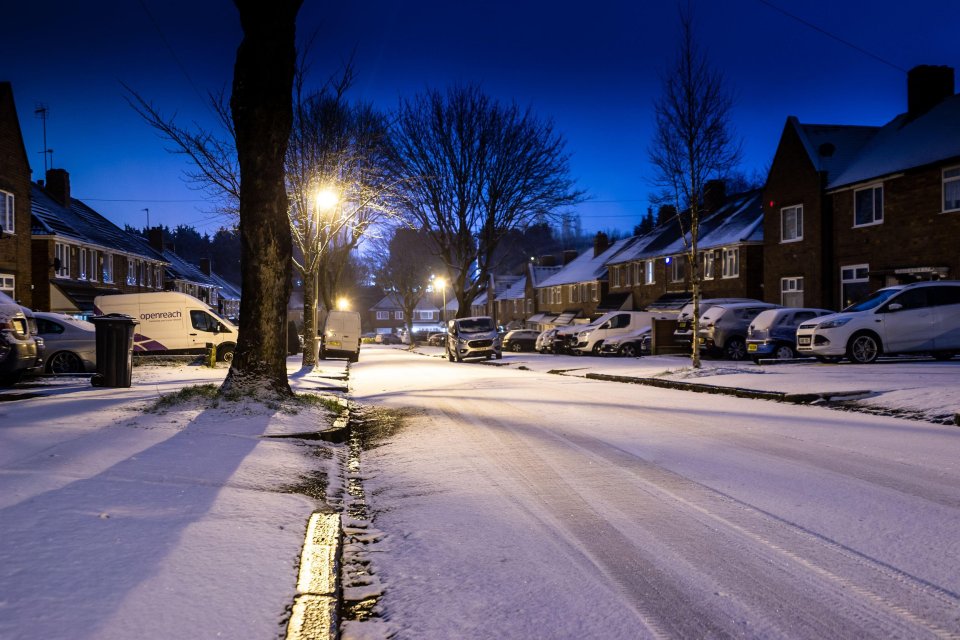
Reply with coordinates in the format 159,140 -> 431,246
885,303 -> 903,313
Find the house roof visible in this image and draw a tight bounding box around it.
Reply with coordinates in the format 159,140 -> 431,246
825,93 -> 960,189
206,271 -> 241,300
371,294 -> 440,311
162,250 -> 218,288
791,118 -> 879,184
31,184 -> 165,262
529,265 -> 562,286
497,275 -> 527,301
537,236 -> 639,287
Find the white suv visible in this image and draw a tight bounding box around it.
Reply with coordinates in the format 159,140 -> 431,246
795,281 -> 960,363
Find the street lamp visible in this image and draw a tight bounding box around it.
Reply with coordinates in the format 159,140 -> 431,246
336,296 -> 350,311
312,187 -> 338,363
434,277 -> 447,328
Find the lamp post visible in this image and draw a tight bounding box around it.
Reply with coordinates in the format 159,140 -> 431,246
434,277 -> 447,329
311,187 -> 338,363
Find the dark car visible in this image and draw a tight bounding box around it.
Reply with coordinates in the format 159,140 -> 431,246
375,332 -> 402,345
501,329 -> 540,352
746,307 -> 833,363
427,333 -> 445,346
1,293 -> 39,386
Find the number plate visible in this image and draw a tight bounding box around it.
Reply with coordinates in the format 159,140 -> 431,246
797,336 -> 811,346
747,343 -> 758,352
328,340 -> 341,347
678,321 -> 689,330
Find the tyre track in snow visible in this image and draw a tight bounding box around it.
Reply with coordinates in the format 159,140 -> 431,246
438,389 -> 960,639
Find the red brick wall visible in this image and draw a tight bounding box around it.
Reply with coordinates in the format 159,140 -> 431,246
0,85 -> 33,307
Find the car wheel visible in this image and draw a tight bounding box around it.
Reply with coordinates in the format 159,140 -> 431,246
591,341 -> 604,355
446,348 -> 454,362
619,343 -> 638,358
48,351 -> 83,374
218,345 -> 235,364
455,350 -> 463,363
495,352 -> 502,360
847,333 -> 880,364
724,337 -> 747,361
773,344 -> 795,360
511,343 -> 523,352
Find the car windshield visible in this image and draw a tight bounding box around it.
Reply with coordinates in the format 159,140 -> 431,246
842,288 -> 901,312
458,318 -> 495,333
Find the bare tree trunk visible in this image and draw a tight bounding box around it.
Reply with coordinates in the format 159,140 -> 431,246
302,269 -> 318,367
223,0 -> 302,398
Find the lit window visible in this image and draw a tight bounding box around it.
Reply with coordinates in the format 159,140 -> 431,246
943,167 -> 960,212
854,185 -> 883,227
702,251 -> 715,279
102,254 -> 114,283
781,205 -> 803,242
721,247 -> 739,278
644,261 -> 654,285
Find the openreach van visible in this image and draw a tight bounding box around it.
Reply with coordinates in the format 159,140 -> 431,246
93,292 -> 238,362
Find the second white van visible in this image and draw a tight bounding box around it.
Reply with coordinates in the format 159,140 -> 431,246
573,311 -> 674,355
320,310 -> 361,362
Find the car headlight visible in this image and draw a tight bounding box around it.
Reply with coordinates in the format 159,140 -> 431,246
817,317 -> 852,329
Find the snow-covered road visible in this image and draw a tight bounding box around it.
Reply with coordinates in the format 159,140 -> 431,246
350,347 -> 960,639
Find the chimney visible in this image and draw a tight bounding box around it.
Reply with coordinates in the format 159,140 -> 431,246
199,258 -> 212,275
703,179 -> 726,212
148,228 -> 165,252
657,204 -> 677,226
45,169 -> 71,208
538,254 -> 557,267
593,231 -> 609,257
562,249 -> 578,265
907,65 -> 954,117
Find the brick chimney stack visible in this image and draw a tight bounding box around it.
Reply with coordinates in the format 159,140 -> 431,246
907,65 -> 954,117
148,227 -> 164,252
562,249 -> 578,265
703,179 -> 726,213
199,258 -> 212,275
593,231 -> 610,257
45,169 -> 70,208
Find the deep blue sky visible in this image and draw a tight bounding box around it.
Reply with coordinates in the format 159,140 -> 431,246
3,1 -> 958,237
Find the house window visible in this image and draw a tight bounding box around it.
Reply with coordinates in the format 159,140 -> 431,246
944,167 -> 960,212
591,282 -> 598,302
395,311 -> 403,320
781,205 -> 803,242
102,254 -> 114,283
0,190 -> 13,234
0,273 -> 14,298
840,264 -> 870,309
702,251 -> 715,279
644,261 -> 655,285
79,248 -> 89,280
572,285 -> 580,303
854,185 -> 883,227
554,287 -> 562,303
55,243 -> 71,278
670,255 -> 685,282
623,264 -> 632,286
85,249 -> 98,282
781,277 -> 804,307
376,310 -> 389,320
721,247 -> 739,278
154,266 -> 163,289
612,267 -> 621,288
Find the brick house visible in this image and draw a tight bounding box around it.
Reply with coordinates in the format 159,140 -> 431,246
469,274 -> 522,321
764,65 -> 960,310
0,83 -> 33,306
606,188 -> 765,310
370,294 -> 443,335
534,233 -> 640,327
31,170 -> 167,316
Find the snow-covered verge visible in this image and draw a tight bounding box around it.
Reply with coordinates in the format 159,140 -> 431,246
413,346 -> 960,424
0,358 -> 349,640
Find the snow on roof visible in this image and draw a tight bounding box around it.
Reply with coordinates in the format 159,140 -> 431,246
826,94 -> 960,189
529,265 -> 562,286
497,275 -> 527,301
537,236 -> 639,287
371,294 -> 440,311
792,119 -> 879,183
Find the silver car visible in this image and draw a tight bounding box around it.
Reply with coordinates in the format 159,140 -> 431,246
697,302 -> 780,360
34,312 -> 97,374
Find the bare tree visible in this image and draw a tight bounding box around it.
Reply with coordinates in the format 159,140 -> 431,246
649,9 -> 740,368
286,66 -> 399,366
224,0 -> 301,397
371,225 -> 446,342
392,85 -> 583,318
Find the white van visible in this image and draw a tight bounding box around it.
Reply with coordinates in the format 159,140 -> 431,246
93,292 -> 238,362
320,310 -> 361,362
572,311 -> 674,355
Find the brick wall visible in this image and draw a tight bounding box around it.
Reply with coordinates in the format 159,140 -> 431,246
0,85 -> 33,307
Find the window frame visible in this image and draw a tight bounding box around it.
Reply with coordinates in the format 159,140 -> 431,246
702,251 -> 715,280
0,190 -> 14,234
943,166 -> 960,213
669,255 -> 685,283
780,204 -> 803,243
0,273 -> 14,298
781,276 -> 804,307
721,247 -> 740,279
55,243 -> 71,278
644,261 -> 655,285
853,184 -> 884,227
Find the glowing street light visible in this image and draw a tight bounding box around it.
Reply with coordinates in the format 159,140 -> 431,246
336,297 -> 350,311
434,277 -> 447,328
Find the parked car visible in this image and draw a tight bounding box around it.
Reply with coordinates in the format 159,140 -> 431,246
501,329 -> 540,352
573,311 -> 672,355
795,281 -> 960,364
445,316 -> 501,362
0,292 -> 39,387
535,328 -> 557,353
33,312 -> 97,374
427,333 -> 445,346
674,298 -> 760,347
697,301 -> 781,360
746,307 -> 834,363
599,326 -> 652,357
20,306 -> 45,376
375,333 -> 402,345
